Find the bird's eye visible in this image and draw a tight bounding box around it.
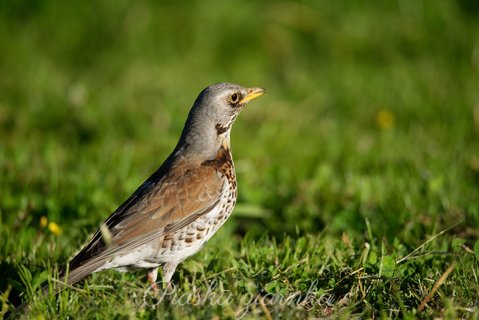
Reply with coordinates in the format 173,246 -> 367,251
230,93 -> 239,103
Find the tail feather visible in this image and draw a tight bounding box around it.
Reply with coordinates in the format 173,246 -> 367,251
55,259 -> 106,291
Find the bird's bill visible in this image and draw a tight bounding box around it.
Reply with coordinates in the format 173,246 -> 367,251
240,87 -> 265,104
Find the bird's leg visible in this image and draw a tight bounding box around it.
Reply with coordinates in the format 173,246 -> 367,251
147,267 -> 159,294
162,261 -> 179,291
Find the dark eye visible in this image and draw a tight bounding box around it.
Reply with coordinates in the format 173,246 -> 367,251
230,93 -> 239,103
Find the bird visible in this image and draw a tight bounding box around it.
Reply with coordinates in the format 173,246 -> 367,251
58,83 -> 265,292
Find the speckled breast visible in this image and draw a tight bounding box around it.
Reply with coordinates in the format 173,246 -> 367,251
153,147 -> 237,263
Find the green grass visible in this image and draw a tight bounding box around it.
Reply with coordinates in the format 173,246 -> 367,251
1,0 -> 479,318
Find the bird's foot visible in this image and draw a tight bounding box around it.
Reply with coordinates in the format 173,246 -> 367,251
147,268 -> 159,295
149,281 -> 159,295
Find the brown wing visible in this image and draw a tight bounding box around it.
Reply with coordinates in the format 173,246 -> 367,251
65,159 -> 223,283
111,160 -> 224,246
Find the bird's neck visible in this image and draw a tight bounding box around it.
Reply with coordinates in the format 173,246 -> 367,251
174,123 -> 232,162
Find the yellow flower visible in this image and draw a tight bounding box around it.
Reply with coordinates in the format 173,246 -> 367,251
39,216 -> 48,228
48,222 -> 63,235
470,155 -> 479,172
376,110 -> 395,129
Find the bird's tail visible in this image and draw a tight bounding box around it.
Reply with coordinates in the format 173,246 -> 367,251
60,261 -> 101,286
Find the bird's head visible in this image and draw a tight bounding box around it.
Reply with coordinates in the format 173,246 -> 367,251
178,83 -> 265,158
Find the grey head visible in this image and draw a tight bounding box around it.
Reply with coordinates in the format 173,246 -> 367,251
175,83 -> 265,160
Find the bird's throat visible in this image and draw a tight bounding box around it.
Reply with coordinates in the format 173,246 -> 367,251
221,134 -> 231,151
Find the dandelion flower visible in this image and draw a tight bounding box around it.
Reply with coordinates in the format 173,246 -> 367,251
48,222 -> 63,235
39,216 -> 48,228
376,110 -> 395,129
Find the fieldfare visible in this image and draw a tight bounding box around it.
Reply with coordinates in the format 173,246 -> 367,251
60,83 -> 265,291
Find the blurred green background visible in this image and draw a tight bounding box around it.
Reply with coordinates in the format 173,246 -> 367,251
2,0 -> 478,236
1,0 -> 479,316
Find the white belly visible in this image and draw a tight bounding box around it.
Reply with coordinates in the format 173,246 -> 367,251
95,195 -> 233,272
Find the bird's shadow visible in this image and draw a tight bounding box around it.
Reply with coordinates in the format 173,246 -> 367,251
0,260 -> 27,311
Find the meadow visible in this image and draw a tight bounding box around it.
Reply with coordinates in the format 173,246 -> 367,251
1,0 -> 479,318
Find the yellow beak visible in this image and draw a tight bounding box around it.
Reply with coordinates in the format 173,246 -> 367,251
240,87 -> 265,104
